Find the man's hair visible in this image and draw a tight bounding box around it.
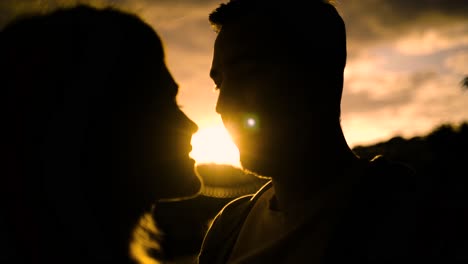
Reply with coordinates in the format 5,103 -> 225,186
209,0 -> 345,67
210,0 -> 331,31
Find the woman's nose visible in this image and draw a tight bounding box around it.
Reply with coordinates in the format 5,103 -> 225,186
182,111 -> 198,134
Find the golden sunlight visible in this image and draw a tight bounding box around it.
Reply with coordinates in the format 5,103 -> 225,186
190,125 -> 241,167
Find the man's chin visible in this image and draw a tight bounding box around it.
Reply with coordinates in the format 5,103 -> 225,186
240,155 -> 274,178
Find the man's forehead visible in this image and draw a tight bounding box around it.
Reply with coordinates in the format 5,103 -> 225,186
213,22 -> 279,67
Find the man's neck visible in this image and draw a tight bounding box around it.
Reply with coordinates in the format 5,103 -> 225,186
270,144 -> 361,213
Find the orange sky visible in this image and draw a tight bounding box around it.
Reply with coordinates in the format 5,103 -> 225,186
2,0 -> 467,166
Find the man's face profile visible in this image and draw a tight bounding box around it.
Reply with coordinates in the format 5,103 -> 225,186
211,16 -> 307,175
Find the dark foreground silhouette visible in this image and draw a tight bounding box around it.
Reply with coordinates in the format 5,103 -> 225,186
1,5 -> 201,264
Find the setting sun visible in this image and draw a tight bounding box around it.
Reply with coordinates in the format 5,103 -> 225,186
190,125 -> 241,167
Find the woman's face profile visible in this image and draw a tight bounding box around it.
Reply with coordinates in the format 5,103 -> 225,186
117,54 -> 201,203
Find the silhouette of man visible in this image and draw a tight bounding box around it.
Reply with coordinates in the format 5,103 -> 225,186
1,5 -> 200,264
197,0 -> 465,263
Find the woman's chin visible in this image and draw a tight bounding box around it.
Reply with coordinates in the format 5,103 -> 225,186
157,182 -> 201,202
158,161 -> 202,200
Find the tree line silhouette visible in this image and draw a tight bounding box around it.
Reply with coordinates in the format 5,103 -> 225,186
353,122 -> 468,192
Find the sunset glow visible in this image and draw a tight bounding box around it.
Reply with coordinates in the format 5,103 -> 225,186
190,125 -> 241,167
2,0 -> 467,167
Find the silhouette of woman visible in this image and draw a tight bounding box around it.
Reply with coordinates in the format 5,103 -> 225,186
1,5 -> 201,264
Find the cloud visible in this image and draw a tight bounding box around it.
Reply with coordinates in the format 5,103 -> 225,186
375,0 -> 468,17
444,51 -> 468,75
342,69 -> 435,115
342,66 -> 468,146
336,0 -> 468,55
343,46 -> 466,109
333,0 -> 468,145
394,24 -> 468,55
0,0 -> 221,29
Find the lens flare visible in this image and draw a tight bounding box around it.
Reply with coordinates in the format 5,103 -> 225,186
246,118 -> 256,127
243,113 -> 259,131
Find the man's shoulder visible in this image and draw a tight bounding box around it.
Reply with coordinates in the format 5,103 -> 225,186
198,181 -> 272,263
211,194 -> 253,224
207,180 -> 272,231
367,154 -> 416,177
326,154 -> 468,261
363,154 -> 419,194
